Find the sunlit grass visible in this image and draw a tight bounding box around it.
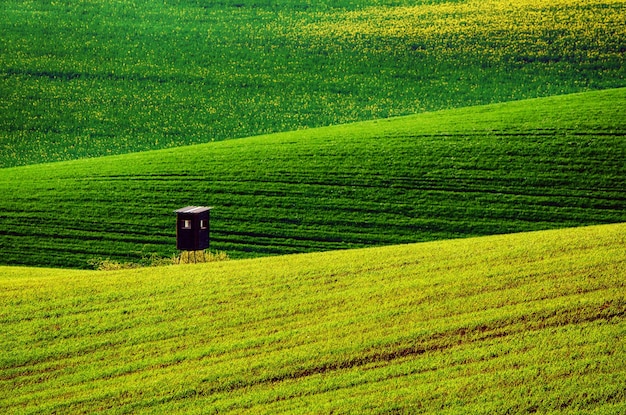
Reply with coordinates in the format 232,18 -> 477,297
1,223 -> 624,413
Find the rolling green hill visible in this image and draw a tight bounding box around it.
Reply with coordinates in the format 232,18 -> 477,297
1,223 -> 624,414
2,0 -> 625,167
1,88 -> 625,268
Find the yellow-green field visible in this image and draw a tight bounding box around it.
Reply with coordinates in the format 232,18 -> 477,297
294,0 -> 625,62
2,223 -> 624,413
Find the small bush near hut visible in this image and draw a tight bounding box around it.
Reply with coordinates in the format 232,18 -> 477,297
175,250 -> 230,265
89,250 -> 229,270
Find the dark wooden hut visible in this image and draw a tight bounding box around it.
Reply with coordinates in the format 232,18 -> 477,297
175,206 -> 212,251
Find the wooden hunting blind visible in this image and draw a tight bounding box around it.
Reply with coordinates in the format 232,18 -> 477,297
175,206 -> 212,251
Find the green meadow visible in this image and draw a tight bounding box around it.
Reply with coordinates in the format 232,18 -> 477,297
0,88 -> 625,268
1,0 -> 626,412
1,0 -> 625,167
1,223 -> 625,414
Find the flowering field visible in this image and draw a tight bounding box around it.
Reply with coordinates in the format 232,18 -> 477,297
0,88 -> 624,268
1,223 -> 624,413
299,0 -> 625,62
1,0 -> 624,167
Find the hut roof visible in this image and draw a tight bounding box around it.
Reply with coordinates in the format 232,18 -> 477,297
175,206 -> 212,214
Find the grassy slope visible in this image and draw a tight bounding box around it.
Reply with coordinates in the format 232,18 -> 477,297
1,0 -> 625,167
1,88 -> 625,268
1,223 -> 624,414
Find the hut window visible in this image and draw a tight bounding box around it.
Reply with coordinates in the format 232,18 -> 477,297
182,220 -> 192,229
200,220 -> 207,230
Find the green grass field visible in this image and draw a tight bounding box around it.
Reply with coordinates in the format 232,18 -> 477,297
1,0 -> 625,167
1,223 -> 624,414
2,0 -> 625,412
1,88 -> 624,268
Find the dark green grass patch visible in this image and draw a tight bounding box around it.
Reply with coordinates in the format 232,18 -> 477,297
0,89 -> 624,268
1,0 -> 625,167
